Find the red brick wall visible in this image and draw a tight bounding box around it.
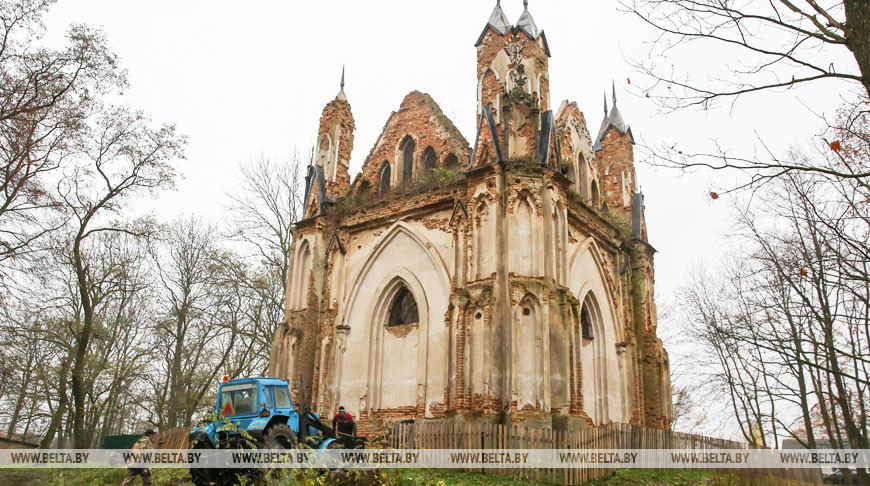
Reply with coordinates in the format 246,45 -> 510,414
318,98 -> 355,198
356,91 -> 470,193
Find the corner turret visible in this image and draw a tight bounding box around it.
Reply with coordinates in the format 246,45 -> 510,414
303,68 -> 355,218
473,0 -> 553,166
595,83 -> 646,240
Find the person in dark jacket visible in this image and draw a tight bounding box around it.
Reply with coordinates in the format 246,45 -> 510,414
332,406 -> 357,438
120,429 -> 156,486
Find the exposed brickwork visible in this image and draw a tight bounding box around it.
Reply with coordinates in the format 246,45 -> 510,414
318,98 -> 355,198
271,5 -> 672,437
477,28 -> 550,165
476,30 -> 550,115
357,91 -> 471,193
595,128 -> 647,240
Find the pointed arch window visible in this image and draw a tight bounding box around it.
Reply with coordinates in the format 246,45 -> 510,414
379,162 -> 391,196
579,291 -> 610,423
387,285 -> 419,327
590,180 -> 600,208
578,154 -> 588,199
580,303 -> 594,340
317,136 -> 330,166
400,136 -> 415,184
422,146 -> 437,172
294,241 -> 312,310
444,153 -> 459,169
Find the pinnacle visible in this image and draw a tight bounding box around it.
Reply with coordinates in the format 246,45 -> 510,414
336,65 -> 347,101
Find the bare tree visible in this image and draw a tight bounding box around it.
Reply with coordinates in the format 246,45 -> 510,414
0,0 -> 198,449
227,153 -> 305,294
149,217 -> 241,429
0,308 -> 55,442
225,153 -> 306,370
3,227 -> 155,448
621,0 -> 869,108
670,385 -> 709,434
681,165 -> 869,482
80,231 -> 153,444
620,0 -> 870,192
215,252 -> 281,377
56,106 -> 184,447
0,0 -> 125,266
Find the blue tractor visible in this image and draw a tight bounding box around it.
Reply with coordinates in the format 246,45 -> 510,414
188,377 -> 358,485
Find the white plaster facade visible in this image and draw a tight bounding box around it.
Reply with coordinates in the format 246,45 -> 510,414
270,2 -> 673,433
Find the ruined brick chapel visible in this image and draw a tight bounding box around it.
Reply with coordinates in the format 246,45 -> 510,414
270,1 -> 674,433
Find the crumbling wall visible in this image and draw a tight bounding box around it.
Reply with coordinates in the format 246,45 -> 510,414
356,91 -> 470,193
272,24 -> 672,433
317,98 -> 355,198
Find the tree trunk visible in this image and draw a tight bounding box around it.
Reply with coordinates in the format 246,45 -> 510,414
844,0 -> 870,96
71,237 -> 95,449
40,358 -> 70,449
6,356 -> 34,438
167,306 -> 187,428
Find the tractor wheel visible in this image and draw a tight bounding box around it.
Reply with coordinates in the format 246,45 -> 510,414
190,441 -> 222,486
264,424 -> 297,449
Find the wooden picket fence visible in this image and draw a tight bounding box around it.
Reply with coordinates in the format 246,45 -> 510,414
388,421 -> 823,485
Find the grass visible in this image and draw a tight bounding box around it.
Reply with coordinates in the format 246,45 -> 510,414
0,468 -> 547,486
0,468 -> 819,486
0,467 -> 191,485
583,469 -> 818,486
327,169 -> 466,221
397,469 -> 556,485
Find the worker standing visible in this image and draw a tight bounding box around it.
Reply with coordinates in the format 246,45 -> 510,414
332,406 -> 357,439
120,429 -> 157,486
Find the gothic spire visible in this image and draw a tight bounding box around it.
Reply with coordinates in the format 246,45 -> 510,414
485,0 -> 510,35
595,82 -> 633,151
517,0 -> 539,39
336,65 -> 347,101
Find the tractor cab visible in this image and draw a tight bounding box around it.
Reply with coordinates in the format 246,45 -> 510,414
216,377 -> 295,432
189,376 -> 332,451
188,376 -> 365,486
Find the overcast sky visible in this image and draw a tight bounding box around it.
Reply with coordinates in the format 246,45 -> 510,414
40,0 -> 854,437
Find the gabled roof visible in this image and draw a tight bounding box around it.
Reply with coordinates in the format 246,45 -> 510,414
537,110 -> 562,170
475,1 -> 511,46
516,2 -> 551,57
474,1 -> 551,57
326,231 -> 346,255
555,100 -> 586,134
468,105 -> 503,168
302,163 -> 327,217
449,199 -> 469,226
358,91 -> 471,177
593,103 -> 634,151
516,3 -> 538,40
